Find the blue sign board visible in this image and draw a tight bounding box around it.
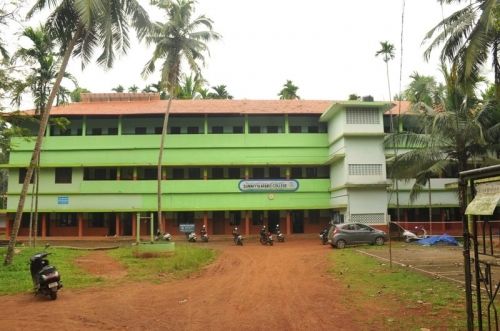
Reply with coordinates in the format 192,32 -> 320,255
179,224 -> 195,233
57,196 -> 69,205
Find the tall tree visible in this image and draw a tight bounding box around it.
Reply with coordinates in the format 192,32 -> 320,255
403,72 -> 444,109
278,80 -> 300,100
4,0 -> 150,265
70,86 -> 90,102
11,26 -> 78,113
112,85 -> 125,93
128,85 -> 139,93
375,41 -> 395,103
423,0 -> 500,101
175,73 -> 205,99
208,84 -> 232,99
388,64 -> 500,217
142,0 -> 220,233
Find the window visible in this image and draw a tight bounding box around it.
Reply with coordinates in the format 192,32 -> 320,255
108,127 -> 118,135
18,168 -> 34,184
252,211 -> 264,226
228,167 -> 241,179
267,126 -> 278,133
269,167 -> 281,178
348,164 -> 382,176
51,213 -> 77,227
212,126 -> 223,133
346,108 -> 379,124
249,126 -> 261,133
84,168 -> 117,180
137,167 -> 157,180
170,127 -> 181,134
187,126 -> 199,134
309,210 -> 320,224
155,127 -> 163,134
307,126 -> 319,133
188,168 -> 201,179
91,128 -> 102,135
252,168 -> 265,178
55,168 -> 72,183
212,168 -> 224,179
291,167 -> 302,179
135,127 -> 147,134
229,211 -> 241,226
290,126 -> 301,133
305,167 -> 317,178
172,168 -> 184,179
233,126 -> 243,133
120,167 -> 134,180
86,213 -> 107,227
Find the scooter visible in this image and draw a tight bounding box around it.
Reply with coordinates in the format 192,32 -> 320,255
187,232 -> 197,242
29,252 -> 63,300
155,231 -> 172,241
260,232 -> 274,246
319,228 -> 329,245
403,226 -> 428,242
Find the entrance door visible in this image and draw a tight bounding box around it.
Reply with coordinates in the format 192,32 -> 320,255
268,211 -> 280,233
212,211 -> 225,234
107,213 -> 116,236
122,213 -> 132,236
291,210 -> 304,233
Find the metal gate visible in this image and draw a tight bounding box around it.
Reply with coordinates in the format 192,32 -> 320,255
460,165 -> 500,331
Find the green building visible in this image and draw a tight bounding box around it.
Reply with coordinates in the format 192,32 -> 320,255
2,93 -> 463,238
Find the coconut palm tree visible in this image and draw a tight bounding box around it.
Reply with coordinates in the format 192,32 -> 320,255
388,64 -> 500,217
375,41 -> 395,104
208,84 -> 233,99
278,80 -> 300,100
142,0 -> 220,231
4,0 -> 150,265
112,85 -> 125,93
175,73 -> 205,99
128,85 -> 139,93
423,0 -> 499,101
403,72 -> 444,109
11,26 -> 78,114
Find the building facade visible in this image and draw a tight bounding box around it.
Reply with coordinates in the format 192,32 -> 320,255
2,94 -> 465,238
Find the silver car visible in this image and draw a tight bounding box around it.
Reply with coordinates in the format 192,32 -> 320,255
328,223 -> 387,249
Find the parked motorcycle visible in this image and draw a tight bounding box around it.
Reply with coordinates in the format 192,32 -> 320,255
155,231 -> 172,241
275,225 -> 285,242
319,228 -> 329,245
403,226 -> 428,242
201,233 -> 209,242
29,252 -> 63,300
260,232 -> 274,246
187,232 -> 197,242
235,234 -> 244,246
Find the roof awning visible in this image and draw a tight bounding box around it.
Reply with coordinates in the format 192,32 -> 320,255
465,181 -> 500,215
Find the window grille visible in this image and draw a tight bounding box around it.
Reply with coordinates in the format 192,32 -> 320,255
350,213 -> 385,224
348,164 -> 382,176
346,108 -> 379,124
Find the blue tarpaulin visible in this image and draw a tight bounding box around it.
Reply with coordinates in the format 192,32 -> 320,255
417,234 -> 459,246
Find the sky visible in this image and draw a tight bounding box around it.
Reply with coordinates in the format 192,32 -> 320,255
9,0 -> 490,103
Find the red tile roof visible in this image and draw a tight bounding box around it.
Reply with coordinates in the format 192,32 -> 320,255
384,100 -> 412,115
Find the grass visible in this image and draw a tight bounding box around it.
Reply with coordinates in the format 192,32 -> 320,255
0,247 -> 103,295
330,247 -> 467,329
107,243 -> 217,282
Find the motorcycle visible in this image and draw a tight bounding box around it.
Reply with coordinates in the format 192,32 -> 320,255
29,252 -> 63,300
403,226 -> 428,242
187,232 -> 197,242
155,231 -> 172,241
234,234 -> 244,246
260,232 -> 274,246
319,228 -> 329,245
201,233 -> 209,242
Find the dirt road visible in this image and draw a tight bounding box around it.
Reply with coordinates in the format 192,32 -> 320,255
0,239 -> 401,331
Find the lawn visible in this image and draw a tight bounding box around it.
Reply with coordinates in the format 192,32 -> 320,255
330,246 -> 467,330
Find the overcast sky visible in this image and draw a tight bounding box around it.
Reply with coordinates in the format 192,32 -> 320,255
15,0 -> 491,102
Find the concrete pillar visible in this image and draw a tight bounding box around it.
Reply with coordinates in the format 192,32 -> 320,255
245,211 -> 250,235
133,167 -> 138,180
78,213 -> 83,237
203,168 -> 208,180
115,213 -> 121,236
203,212 -> 208,232
132,213 -> 137,237
41,213 -> 46,239
286,211 -> 291,235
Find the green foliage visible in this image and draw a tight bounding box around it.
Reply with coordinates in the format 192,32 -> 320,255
375,41 -> 395,63
70,87 -> 90,102
330,248 -> 466,328
403,72 -> 444,107
128,85 -> 139,93
107,244 -> 216,282
348,94 -> 360,101
0,247 -> 103,295
207,84 -> 233,99
112,85 -> 124,93
278,80 -> 300,100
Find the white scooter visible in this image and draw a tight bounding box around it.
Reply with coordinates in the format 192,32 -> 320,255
403,226 -> 428,242
155,231 -> 172,241
187,232 -> 197,242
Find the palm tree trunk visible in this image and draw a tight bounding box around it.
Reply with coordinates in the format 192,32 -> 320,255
157,95 -> 173,233
33,155 -> 40,247
3,26 -> 82,266
493,38 -> 499,102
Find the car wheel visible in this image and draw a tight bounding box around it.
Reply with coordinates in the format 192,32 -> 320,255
375,237 -> 385,246
335,240 -> 346,249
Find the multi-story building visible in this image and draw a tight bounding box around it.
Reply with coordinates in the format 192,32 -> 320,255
2,93 -> 465,238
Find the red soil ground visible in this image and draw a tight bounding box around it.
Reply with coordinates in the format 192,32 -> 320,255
0,238 -> 443,330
